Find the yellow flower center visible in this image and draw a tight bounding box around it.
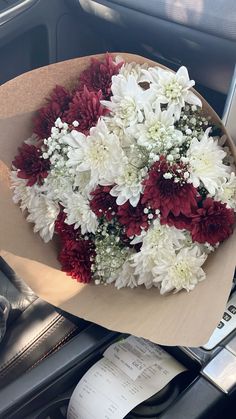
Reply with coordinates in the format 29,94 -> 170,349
165,80 -> 183,100
148,121 -> 166,139
88,143 -> 108,164
120,166 -> 139,186
170,261 -> 192,286
120,98 -> 136,119
223,185 -> 235,200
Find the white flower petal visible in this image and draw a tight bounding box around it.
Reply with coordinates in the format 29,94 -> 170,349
187,131 -> 230,195
185,91 -> 202,107
27,195 -> 60,243
214,172 -> 236,210
176,66 -> 189,80
64,192 -> 98,234
148,65 -> 200,118
153,245 -> 207,294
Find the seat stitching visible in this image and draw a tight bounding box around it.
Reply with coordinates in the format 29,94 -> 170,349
0,314 -> 62,371
0,317 -> 67,376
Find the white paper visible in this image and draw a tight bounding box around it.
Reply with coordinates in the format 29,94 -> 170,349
104,336 -> 176,380
67,337 -> 186,419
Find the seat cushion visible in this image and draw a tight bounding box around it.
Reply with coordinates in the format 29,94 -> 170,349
0,258 -> 88,389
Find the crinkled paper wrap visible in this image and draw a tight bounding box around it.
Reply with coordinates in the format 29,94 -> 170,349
0,53 -> 236,347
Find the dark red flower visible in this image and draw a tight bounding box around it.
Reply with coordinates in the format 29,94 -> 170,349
55,210 -> 80,241
64,87 -> 109,135
90,185 -> 117,221
191,198 -> 235,245
34,85 -> 71,139
12,143 -> 50,186
117,201 -> 149,238
142,156 -> 199,218
77,53 -> 123,99
58,238 -> 96,283
50,85 -> 72,111
161,212 -> 192,231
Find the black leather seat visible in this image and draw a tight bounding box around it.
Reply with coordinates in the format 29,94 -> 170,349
0,257 -> 88,389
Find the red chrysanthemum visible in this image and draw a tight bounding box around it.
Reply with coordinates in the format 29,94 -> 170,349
64,86 -> 109,135
50,85 -> 72,110
161,212 -> 193,231
118,201 -> 149,238
58,238 -> 96,283
90,185 -> 117,221
191,198 -> 235,245
142,156 -> 199,218
12,143 -> 50,186
55,210 -> 79,241
34,85 -> 71,139
77,53 -> 123,99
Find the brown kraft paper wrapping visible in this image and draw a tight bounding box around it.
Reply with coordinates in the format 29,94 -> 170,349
0,53 -> 236,347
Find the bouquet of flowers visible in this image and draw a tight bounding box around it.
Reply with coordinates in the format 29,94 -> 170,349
11,53 -> 235,295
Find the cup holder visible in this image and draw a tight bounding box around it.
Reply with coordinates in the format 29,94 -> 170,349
34,371 -> 194,419
35,397 -> 69,419
125,372 -> 191,418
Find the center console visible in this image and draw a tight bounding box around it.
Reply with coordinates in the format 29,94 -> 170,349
0,281 -> 236,419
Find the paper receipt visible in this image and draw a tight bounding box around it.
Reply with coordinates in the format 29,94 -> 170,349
104,336 -> 178,380
67,336 -> 186,419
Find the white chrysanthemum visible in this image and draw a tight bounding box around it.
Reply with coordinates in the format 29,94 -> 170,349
107,257 -> 138,289
101,74 -> 151,128
130,229 -> 147,245
116,56 -> 149,83
152,245 -> 207,294
218,134 -> 235,169
103,115 -> 135,148
110,165 -> 147,207
63,129 -> 86,149
214,172 -> 236,210
187,128 -> 230,195
67,120 -> 125,187
143,218 -> 186,250
125,144 -> 149,169
26,195 -> 60,243
133,105 -> 183,153
131,219 -> 186,288
11,171 -> 32,211
64,192 -> 98,234
142,66 -> 202,119
64,130 -> 86,170
10,171 -> 41,211
65,131 -> 95,194
42,172 -> 73,202
74,171 -> 95,199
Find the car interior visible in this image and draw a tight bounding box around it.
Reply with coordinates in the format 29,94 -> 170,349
0,1 -> 236,418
